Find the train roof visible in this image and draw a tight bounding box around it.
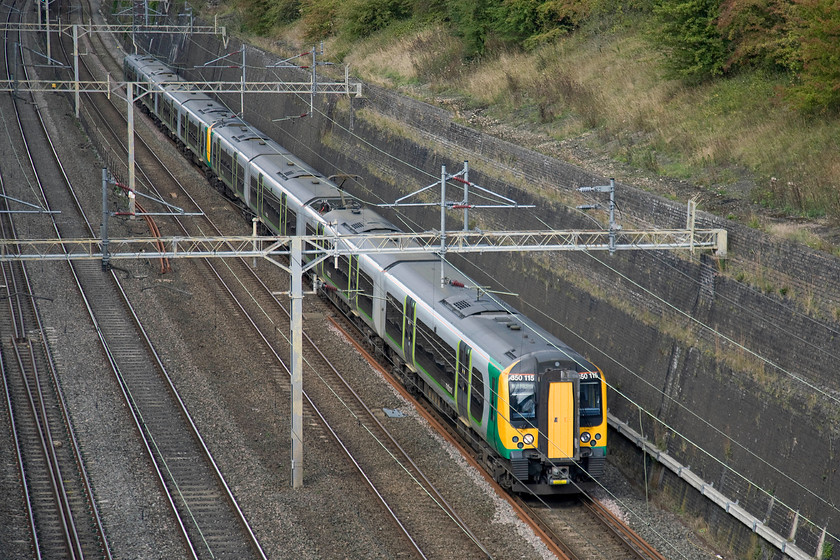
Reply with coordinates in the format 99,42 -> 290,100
318,205 -> 592,370
125,54 -> 597,375
387,258 -> 590,370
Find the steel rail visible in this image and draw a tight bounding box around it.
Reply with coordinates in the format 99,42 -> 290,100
85,76 -> 434,559
72,28 -> 489,556
584,497 -> 669,560
1,0 -> 110,556
54,14 -> 267,559
7,3 -> 194,556
69,34 -> 272,559
326,314 -> 573,560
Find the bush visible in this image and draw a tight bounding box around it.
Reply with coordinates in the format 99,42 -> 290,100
716,0 -> 798,72
653,0 -> 728,83
301,0 -> 340,41
240,0 -> 301,34
446,0 -> 493,58
786,0 -> 840,112
492,0 -> 592,46
341,0 -> 412,39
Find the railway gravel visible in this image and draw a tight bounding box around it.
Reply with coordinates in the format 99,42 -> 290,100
0,4 -> 725,557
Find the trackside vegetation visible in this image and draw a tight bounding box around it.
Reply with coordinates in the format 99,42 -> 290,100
212,0 -> 840,225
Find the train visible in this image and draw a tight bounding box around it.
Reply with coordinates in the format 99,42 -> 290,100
124,53 -> 607,495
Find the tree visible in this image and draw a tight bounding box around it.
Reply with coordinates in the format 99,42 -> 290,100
716,0 -> 798,72
653,0 -> 728,82
787,0 -> 840,111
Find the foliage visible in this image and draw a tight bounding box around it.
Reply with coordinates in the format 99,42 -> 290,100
444,0 -> 493,58
491,0 -> 592,48
786,0 -> 840,112
716,0 -> 798,71
240,0 -> 301,34
301,0 -> 341,41
340,0 -> 412,39
652,0 -> 728,83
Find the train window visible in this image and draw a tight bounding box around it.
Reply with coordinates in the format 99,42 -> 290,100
250,174 -> 260,212
187,118 -> 199,148
263,191 -> 281,229
509,375 -> 536,425
415,319 -> 456,397
219,147 -> 233,183
161,98 -> 170,123
470,367 -> 484,421
179,112 -> 187,139
384,294 -> 403,348
579,381 -> 602,427
358,268 -> 373,318
333,255 -> 350,291
235,161 -> 245,195
285,207 -> 296,235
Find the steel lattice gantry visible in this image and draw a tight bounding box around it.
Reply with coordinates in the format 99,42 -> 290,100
0,229 -> 727,264
0,228 -> 726,487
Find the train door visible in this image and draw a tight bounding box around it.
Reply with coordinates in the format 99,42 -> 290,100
456,342 -> 471,421
403,298 -> 416,365
256,174 -> 264,217
537,370 -> 579,461
349,256 -> 359,310
199,124 -> 207,163
280,193 -> 288,235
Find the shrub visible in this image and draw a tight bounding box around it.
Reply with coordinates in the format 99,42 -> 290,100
341,0 -> 412,39
301,0 -> 341,41
652,0 -> 728,83
786,0 -> 840,112
716,0 -> 798,72
445,0 -> 493,58
240,0 -> 301,34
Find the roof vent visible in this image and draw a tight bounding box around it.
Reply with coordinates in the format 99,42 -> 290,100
441,295 -> 509,318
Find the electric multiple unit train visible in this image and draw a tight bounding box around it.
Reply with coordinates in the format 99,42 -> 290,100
124,53 -> 607,494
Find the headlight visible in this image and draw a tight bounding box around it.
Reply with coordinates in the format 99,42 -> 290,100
595,433 -> 601,440
523,433 -> 535,445
580,432 -> 591,443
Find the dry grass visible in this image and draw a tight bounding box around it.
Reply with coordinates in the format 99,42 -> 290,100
337,28 -> 422,86
394,27 -> 840,218
228,5 -> 840,221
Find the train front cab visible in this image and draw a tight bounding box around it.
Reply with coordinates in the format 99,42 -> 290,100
496,353 -> 607,495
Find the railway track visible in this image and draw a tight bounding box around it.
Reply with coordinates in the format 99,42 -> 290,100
0,2 -> 269,558
69,7 -> 673,557
329,297 -> 670,560
0,1 -> 110,557
2,0 -> 683,557
59,13 -> 495,555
